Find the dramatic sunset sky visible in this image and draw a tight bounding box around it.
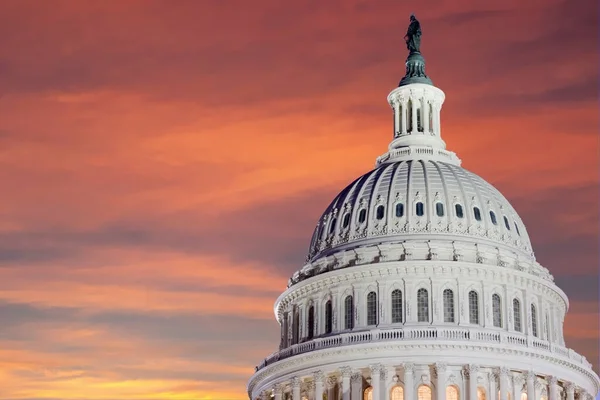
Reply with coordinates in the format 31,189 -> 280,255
0,0 -> 597,399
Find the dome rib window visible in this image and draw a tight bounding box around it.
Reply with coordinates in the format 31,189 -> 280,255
358,209 -> 367,224
307,305 -> 315,339
395,202 -> 404,217
531,304 -> 538,337
391,289 -> 403,323
490,211 -> 498,225
342,213 -> 351,228
455,204 -> 464,218
473,207 -> 482,221
435,202 -> 444,217
513,298 -> 522,332
344,295 -> 354,330
417,385 -> 432,400
443,289 -> 455,322
376,205 -> 385,220
468,290 -> 479,325
324,300 -> 333,334
514,222 -> 520,236
329,218 -> 337,235
417,288 -> 429,322
504,216 -> 510,230
367,291 -> 378,326
492,294 -> 502,328
416,202 -> 424,216
446,386 -> 459,400
281,311 -> 289,348
292,307 -> 300,345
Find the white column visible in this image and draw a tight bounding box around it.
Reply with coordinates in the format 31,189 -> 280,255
489,371 -> 497,400
401,101 -> 408,135
548,376 -> 558,400
341,367 -> 352,400
565,383 -> 575,400
292,377 -> 301,400
314,371 -> 324,400
274,384 -> 283,400
436,363 -> 447,400
411,96 -> 418,133
404,363 -> 415,400
499,368 -> 508,400
526,371 -> 536,400
351,373 -> 363,400
394,100 -> 400,137
467,365 -> 479,400
512,375 -> 524,400
423,99 -> 430,134
327,376 -> 337,400
371,365 -> 382,400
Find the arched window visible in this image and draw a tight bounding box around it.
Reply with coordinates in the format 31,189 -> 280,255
293,307 -> 300,344
367,291 -> 378,326
513,298 -> 522,332
416,202 -> 424,216
531,304 -> 538,337
446,386 -> 459,400
407,99 -> 414,132
514,222 -> 520,236
325,300 -> 333,334
391,386 -> 404,400
358,209 -> 367,223
344,295 -> 354,330
376,205 -> 385,220
492,294 -> 502,327
474,207 -> 482,221
342,213 -> 351,228
468,291 -> 479,324
455,204 -> 464,218
417,288 -> 429,322
520,394 -> 527,400
443,289 -> 455,323
307,306 -> 315,339
396,203 -> 405,218
436,202 -> 444,217
490,211 -> 498,225
417,385 -> 432,400
504,216 -> 510,230
329,218 -> 337,235
391,289 -> 403,323
281,311 -> 289,348
364,387 -> 373,400
477,388 -> 486,400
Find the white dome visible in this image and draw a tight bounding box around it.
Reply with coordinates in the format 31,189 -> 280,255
305,159 -> 533,270
248,27 -> 599,400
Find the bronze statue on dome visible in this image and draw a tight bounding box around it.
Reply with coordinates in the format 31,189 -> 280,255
404,14 -> 422,53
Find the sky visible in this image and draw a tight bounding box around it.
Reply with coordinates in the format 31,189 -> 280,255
0,0 -> 598,399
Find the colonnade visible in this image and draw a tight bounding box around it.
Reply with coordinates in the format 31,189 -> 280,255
257,364 -> 591,400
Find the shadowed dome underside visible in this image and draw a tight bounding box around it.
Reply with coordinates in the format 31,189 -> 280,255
307,160 -> 533,262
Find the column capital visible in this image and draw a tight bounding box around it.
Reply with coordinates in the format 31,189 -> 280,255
547,376 -> 558,386
403,362 -> 415,375
526,370 -> 536,381
564,382 -> 576,393
351,372 -> 363,383
435,362 -> 448,374
370,363 -> 384,374
291,377 -> 302,388
313,370 -> 325,383
327,376 -> 338,389
464,364 -> 479,378
498,367 -> 509,377
513,374 -> 525,387
341,366 -> 353,379
273,383 -> 284,393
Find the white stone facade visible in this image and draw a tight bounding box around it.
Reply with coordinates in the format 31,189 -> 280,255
247,49 -> 599,400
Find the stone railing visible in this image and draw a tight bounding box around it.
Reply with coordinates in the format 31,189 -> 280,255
255,326 -> 589,372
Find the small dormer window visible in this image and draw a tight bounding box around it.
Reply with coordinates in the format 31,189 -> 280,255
358,209 -> 367,223
490,211 -> 497,225
514,222 -> 520,236
473,207 -> 482,221
329,218 -> 337,234
376,205 -> 385,220
504,216 -> 510,230
435,202 -> 444,217
455,204 -> 464,218
342,213 -> 351,228
395,203 -> 404,218
416,202 -> 424,216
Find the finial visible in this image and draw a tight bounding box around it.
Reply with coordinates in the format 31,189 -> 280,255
399,14 -> 432,87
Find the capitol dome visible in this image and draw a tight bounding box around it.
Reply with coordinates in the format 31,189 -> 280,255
248,15 -> 599,400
